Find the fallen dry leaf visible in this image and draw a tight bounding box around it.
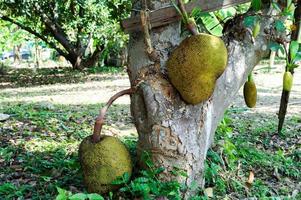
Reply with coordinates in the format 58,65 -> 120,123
246,171 -> 255,188
247,171 -> 255,184
204,187 -> 214,198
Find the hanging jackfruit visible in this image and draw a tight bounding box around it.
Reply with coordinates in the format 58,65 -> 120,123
283,71 -> 293,92
243,78 -> 257,108
167,33 -> 228,104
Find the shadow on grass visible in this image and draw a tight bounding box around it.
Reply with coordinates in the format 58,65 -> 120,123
0,66 -> 124,89
0,140 -> 84,200
0,102 -> 137,199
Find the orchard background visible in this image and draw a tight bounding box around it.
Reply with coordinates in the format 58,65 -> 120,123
0,0 -> 300,199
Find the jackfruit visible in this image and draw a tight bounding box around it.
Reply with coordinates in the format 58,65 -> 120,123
167,33 -> 228,104
79,135 -> 132,194
243,79 -> 257,108
283,71 -> 293,92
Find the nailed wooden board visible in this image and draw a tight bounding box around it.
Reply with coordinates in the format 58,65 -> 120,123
122,0 -> 251,32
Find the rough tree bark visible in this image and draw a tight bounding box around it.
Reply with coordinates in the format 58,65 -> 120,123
127,0 -> 272,197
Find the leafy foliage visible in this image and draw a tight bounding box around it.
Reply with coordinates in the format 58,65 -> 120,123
0,0 -> 131,68
191,3 -> 250,36
0,21 -> 33,52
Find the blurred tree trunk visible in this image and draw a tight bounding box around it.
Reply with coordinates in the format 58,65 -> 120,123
34,41 -> 42,69
127,0 -> 271,197
13,44 -> 22,64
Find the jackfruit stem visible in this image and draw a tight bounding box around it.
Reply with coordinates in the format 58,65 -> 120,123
92,88 -> 135,143
187,21 -> 199,35
178,0 -> 189,23
177,0 -> 199,35
247,73 -> 253,82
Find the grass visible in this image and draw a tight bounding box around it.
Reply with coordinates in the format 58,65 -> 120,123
0,67 -> 300,199
0,103 -> 300,199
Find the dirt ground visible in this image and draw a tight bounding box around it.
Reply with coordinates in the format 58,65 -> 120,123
1,63 -> 300,111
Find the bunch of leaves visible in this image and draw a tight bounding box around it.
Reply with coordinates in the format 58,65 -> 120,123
112,152 -> 187,200
191,3 -> 250,36
203,111 -> 301,199
0,20 -> 33,52
0,0 -> 131,60
56,187 -> 104,200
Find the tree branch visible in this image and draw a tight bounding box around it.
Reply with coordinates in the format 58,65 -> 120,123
81,44 -> 105,68
32,2 -> 77,55
0,15 -> 68,58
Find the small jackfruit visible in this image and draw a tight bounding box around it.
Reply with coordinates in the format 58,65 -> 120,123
167,33 -> 228,104
243,80 -> 257,108
79,135 -> 132,194
283,71 -> 293,92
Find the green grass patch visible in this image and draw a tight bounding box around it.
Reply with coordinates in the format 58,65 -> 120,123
0,102 -> 300,199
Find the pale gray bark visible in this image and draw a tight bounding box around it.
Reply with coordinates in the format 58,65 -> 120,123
128,0 -> 271,197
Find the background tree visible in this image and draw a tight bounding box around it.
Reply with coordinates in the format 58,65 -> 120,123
125,0 -> 299,197
0,21 -> 32,63
0,0 -> 131,70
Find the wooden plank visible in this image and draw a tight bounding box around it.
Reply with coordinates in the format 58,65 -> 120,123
122,0 -> 251,32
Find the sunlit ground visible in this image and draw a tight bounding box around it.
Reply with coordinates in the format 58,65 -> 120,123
1,63 -> 300,114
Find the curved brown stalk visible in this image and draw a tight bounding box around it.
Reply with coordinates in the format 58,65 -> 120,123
92,88 -> 135,143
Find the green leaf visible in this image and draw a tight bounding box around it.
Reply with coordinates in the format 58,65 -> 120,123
111,177 -> 125,185
272,2 -> 282,12
251,0 -> 262,11
134,177 -> 149,183
56,194 -> 68,200
57,187 -> 65,195
69,193 -> 88,200
292,52 -> 301,63
215,7 -> 237,20
274,20 -> 286,32
268,42 -> 284,52
122,172 -> 131,183
55,187 -> 71,200
243,16 -> 256,28
200,13 -> 223,36
87,193 -> 104,200
290,40 -> 299,61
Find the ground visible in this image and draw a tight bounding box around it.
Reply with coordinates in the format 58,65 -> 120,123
0,61 -> 300,199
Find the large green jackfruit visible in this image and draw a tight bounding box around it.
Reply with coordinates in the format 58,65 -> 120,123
167,33 -> 228,104
243,80 -> 257,108
79,135 -> 132,194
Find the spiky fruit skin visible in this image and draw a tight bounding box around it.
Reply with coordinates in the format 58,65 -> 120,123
283,71 -> 293,92
243,80 -> 257,108
167,33 -> 228,104
79,135 -> 132,194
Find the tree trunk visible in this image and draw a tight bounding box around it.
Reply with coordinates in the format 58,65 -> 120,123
127,0 -> 271,197
34,43 -> 42,69
66,46 -> 103,70
13,44 -> 22,64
